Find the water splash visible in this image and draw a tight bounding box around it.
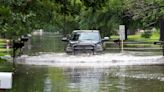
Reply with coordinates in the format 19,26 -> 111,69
16,52 -> 164,68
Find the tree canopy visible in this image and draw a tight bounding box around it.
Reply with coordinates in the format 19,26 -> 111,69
0,0 -> 164,38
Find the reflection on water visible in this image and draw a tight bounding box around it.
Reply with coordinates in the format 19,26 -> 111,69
44,76 -> 52,92
8,65 -> 164,92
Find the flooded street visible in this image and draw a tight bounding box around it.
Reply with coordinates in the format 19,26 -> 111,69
1,1 -> 164,92
10,65 -> 164,92
7,33 -> 164,92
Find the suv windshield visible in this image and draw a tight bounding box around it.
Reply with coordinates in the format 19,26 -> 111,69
71,32 -> 100,41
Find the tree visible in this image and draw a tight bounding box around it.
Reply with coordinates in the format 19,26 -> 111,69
0,0 -> 57,38
1,0 -> 163,39
123,0 -> 164,29
77,0 -> 123,37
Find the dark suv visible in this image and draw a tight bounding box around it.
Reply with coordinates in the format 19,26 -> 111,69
62,30 -> 109,54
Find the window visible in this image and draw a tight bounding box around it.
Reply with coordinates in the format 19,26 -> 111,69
71,32 -> 100,41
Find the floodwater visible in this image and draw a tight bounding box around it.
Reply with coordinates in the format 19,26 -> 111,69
7,33 -> 164,92
9,65 -> 164,92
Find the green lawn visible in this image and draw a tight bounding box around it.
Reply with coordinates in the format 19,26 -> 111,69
0,38 -> 10,56
0,39 -> 5,41
0,39 -> 6,45
0,39 -> 12,72
0,53 -> 7,56
0,43 -> 6,46
0,48 -> 10,51
111,32 -> 160,42
0,39 -> 6,43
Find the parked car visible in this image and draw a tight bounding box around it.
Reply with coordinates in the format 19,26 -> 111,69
62,30 -> 109,54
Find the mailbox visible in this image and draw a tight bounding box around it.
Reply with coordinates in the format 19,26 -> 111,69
0,72 -> 12,89
13,42 -> 24,49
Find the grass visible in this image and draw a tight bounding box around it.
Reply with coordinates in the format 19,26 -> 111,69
109,31 -> 161,49
150,31 -> 160,39
0,39 -> 6,43
0,43 -> 5,45
111,31 -> 160,42
124,44 -> 160,48
0,39 -> 5,41
0,38 -> 11,56
0,53 -> 7,56
0,38 -> 12,72
0,48 -> 10,52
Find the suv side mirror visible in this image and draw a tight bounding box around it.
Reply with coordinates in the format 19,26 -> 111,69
62,37 -> 69,42
102,37 -> 109,42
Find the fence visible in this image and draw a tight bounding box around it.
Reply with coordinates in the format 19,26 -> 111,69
0,39 -> 11,55
104,41 -> 162,51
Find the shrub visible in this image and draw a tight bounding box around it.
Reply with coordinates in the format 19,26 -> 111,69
141,31 -> 152,38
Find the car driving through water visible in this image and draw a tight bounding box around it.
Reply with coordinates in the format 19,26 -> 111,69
62,30 -> 109,54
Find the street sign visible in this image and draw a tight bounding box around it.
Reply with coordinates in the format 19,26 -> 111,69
0,72 -> 12,89
119,25 -> 125,53
119,25 -> 125,40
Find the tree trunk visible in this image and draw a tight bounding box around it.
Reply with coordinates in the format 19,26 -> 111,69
125,24 -> 128,40
122,16 -> 129,40
160,18 -> 164,41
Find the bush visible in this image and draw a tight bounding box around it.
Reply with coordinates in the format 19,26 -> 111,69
141,31 -> 152,38
0,57 -> 6,62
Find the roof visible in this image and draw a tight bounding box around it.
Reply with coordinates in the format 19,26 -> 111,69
73,30 -> 99,33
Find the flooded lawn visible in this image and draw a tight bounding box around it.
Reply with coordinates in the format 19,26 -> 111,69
7,65 -> 164,92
